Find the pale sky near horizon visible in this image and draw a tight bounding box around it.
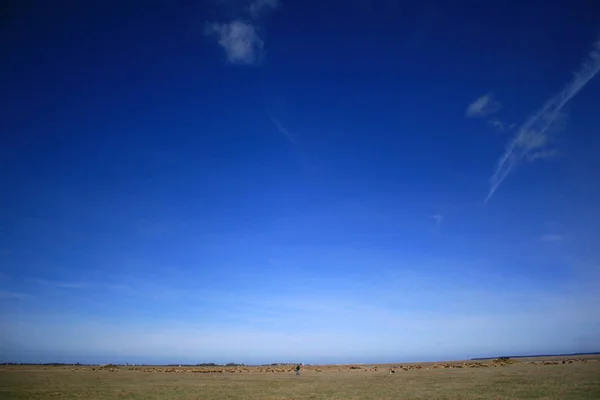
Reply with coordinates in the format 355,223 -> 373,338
1,0 -> 600,365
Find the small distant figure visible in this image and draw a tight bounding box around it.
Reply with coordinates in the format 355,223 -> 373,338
389,368 -> 395,374
295,364 -> 300,375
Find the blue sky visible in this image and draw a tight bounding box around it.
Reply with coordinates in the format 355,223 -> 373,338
1,0 -> 600,365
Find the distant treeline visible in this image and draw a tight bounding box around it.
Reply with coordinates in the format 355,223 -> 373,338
2,362 -> 255,367
164,363 -> 300,367
1,363 -> 86,366
2,361 -> 303,367
165,363 -> 246,367
471,352 -> 600,360
1,362 -> 245,367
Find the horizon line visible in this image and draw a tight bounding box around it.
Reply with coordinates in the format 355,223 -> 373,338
3,351 -> 599,366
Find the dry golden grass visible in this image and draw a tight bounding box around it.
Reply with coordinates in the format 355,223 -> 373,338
1,357 -> 599,399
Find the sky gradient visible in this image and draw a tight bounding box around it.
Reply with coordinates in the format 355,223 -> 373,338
1,0 -> 600,365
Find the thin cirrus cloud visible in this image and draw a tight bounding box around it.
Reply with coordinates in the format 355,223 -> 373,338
430,214 -> 443,228
540,234 -> 566,242
488,119 -> 505,132
266,109 -> 297,145
485,38 -> 600,203
206,0 -> 280,65
0,290 -> 30,300
35,279 -> 86,289
465,93 -> 502,118
249,0 -> 279,18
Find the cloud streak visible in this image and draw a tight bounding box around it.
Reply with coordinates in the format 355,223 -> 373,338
0,290 -> 30,300
35,279 -> 86,289
466,93 -> 501,118
486,39 -> 600,202
430,214 -> 443,228
488,119 -> 505,132
540,234 -> 568,242
249,0 -> 279,18
267,110 -> 297,145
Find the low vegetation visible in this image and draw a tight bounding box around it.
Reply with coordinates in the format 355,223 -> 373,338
1,356 -> 599,399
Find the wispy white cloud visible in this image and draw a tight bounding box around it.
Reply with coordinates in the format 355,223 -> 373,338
486,39 -> 600,202
207,0 -> 280,66
488,119 -> 505,131
526,149 -> 560,162
430,214 -> 443,227
35,279 -> 86,289
267,110 -> 297,145
249,0 -> 279,18
466,93 -> 501,118
540,233 -> 568,242
0,290 -> 30,300
206,21 -> 263,65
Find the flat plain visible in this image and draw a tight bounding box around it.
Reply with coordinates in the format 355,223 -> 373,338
1,356 -> 599,399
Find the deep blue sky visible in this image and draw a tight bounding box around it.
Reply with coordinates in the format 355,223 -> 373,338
1,0 -> 600,365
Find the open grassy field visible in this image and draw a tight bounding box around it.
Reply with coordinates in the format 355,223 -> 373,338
1,357 -> 599,399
